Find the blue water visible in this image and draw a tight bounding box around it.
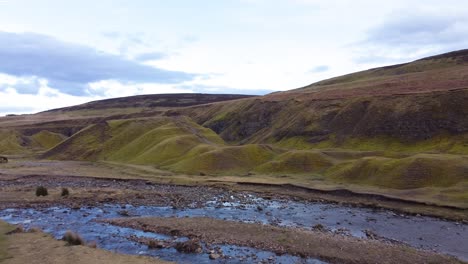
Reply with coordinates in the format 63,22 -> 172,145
0,205 -> 326,264
1,194 -> 467,261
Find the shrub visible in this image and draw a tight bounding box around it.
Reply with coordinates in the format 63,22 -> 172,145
61,188 -> 70,197
35,186 -> 48,196
62,230 -> 85,246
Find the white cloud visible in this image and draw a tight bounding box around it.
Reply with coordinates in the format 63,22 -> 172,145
87,80 -> 194,98
1,1 -> 468,114
0,76 -> 101,115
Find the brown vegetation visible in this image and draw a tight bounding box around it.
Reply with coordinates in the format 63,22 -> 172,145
0,221 -> 171,264
62,230 -> 85,246
106,217 -> 463,264
35,186 -> 48,197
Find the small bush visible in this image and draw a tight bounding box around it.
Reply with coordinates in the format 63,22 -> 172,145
61,188 -> 70,197
63,230 -> 85,246
35,186 -> 48,196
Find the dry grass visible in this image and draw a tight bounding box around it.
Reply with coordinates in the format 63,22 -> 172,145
0,221 -> 171,264
107,217 -> 463,264
35,186 -> 48,197
62,230 -> 85,246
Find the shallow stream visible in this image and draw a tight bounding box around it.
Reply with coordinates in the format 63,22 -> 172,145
1,194 -> 466,263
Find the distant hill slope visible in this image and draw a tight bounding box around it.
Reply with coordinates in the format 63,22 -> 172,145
280,48 -> 468,99
38,116 -> 468,209
42,116 -> 280,175
44,93 -> 255,113
175,50 -> 468,153
2,50 -> 468,207
0,93 -> 255,147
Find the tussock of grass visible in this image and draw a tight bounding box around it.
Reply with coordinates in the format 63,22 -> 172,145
61,188 -> 70,197
35,186 -> 48,196
62,230 -> 85,246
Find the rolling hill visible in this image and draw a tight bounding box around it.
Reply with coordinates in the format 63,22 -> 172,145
1,50 -> 468,207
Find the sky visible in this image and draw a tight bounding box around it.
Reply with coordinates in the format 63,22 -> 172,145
0,0 -> 467,115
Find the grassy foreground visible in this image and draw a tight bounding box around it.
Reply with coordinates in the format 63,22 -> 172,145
0,221 -> 170,264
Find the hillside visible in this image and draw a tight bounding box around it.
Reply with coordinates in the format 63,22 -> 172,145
176,50 -> 468,154
1,50 -> 468,207
0,94 -> 254,152
44,93 -> 255,113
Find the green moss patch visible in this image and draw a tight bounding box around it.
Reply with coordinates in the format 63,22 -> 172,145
326,154 -> 468,189
31,130 -> 67,149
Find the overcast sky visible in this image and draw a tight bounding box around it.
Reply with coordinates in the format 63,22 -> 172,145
0,0 -> 467,115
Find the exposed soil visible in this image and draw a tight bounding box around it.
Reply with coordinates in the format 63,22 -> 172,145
104,216 -> 463,264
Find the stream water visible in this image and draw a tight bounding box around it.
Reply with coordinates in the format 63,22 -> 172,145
1,194 -> 467,263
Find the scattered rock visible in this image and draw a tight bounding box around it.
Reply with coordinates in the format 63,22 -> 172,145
312,223 -> 328,232
209,253 -> 221,260
175,239 -> 202,254
118,210 -> 130,217
364,229 -> 378,239
148,240 -> 166,249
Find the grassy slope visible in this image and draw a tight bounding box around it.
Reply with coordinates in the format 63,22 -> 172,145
181,90 -> 468,155
0,130 -> 35,155
43,117 -> 284,175
41,116 -> 468,205
177,50 -> 468,155
31,130 -> 67,149
4,50 -> 468,208
0,129 -> 68,155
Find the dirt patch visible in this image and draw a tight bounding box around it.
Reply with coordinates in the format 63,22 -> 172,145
104,217 -> 463,264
